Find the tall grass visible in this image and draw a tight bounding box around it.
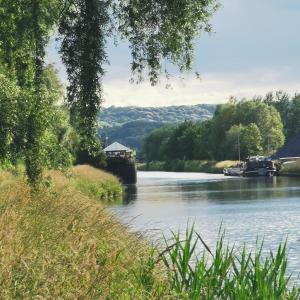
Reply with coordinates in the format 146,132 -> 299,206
161,226 -> 300,299
0,167 -> 166,299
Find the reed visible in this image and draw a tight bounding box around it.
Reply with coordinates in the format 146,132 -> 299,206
161,226 -> 300,299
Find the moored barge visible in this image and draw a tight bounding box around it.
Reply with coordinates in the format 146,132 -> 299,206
243,156 -> 276,177
103,142 -> 137,184
223,156 -> 277,177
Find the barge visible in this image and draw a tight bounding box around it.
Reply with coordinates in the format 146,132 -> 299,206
223,156 -> 277,177
243,156 -> 276,177
103,142 -> 137,184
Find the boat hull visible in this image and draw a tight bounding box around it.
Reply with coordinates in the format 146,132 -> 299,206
223,168 -> 243,176
243,168 -> 276,177
105,157 -> 137,184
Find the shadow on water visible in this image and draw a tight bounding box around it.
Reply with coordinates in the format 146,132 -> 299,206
123,184 -> 138,205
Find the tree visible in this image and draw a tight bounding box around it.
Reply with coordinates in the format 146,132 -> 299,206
235,101 -> 284,155
143,126 -> 175,162
0,0 -> 219,185
210,102 -> 237,159
0,74 -> 19,164
225,124 -> 242,160
263,91 -> 290,137
286,95 -> 300,139
240,123 -> 263,158
163,121 -> 201,160
193,120 -> 213,160
0,0 -> 61,186
59,0 -> 219,164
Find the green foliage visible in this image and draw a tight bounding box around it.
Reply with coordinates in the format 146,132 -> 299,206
0,65 -> 77,182
0,74 -> 19,162
42,107 -> 78,170
115,0 -> 219,84
58,0 -> 219,166
225,123 -> 263,160
261,90 -> 300,148
1,0 -> 219,185
100,105 -> 215,151
75,136 -> 106,168
0,0 -> 62,187
163,121 -> 202,160
143,99 -> 285,162
162,226 -> 300,299
208,100 -> 284,159
59,0 -> 108,159
234,100 -> 284,156
143,126 -> 175,161
285,95 -> 300,139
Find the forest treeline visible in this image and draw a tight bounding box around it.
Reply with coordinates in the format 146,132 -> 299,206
99,104 -> 215,127
99,104 -> 215,150
143,92 -> 300,162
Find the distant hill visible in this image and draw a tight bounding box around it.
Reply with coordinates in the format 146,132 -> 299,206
98,104 -> 216,150
99,120 -> 165,150
99,104 -> 216,127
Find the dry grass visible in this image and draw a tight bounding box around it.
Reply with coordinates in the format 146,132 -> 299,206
139,160 -> 239,174
72,165 -> 118,182
281,159 -> 300,176
215,160 -> 239,169
46,165 -> 123,202
0,167 -> 168,299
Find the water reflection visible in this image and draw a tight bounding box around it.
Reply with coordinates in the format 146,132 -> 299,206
113,171 -> 300,278
180,176 -> 300,203
123,184 -> 138,204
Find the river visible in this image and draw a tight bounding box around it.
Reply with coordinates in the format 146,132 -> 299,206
112,171 -> 300,277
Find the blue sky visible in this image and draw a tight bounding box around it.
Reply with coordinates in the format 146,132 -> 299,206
46,0 -> 300,107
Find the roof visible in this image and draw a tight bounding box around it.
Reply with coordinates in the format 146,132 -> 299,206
103,142 -> 132,152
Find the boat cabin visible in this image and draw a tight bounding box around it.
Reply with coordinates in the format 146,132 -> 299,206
103,142 -> 133,159
244,156 -> 276,176
103,142 -> 137,184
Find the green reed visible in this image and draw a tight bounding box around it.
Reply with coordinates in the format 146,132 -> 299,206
161,226 -> 300,300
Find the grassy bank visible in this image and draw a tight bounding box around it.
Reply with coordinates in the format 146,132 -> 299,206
0,165 -> 299,299
138,160 -> 238,174
0,166 -> 167,299
280,159 -> 300,176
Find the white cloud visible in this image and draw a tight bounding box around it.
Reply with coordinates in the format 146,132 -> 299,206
102,67 -> 300,107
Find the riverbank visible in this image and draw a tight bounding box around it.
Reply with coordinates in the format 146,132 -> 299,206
0,166 -> 167,299
280,159 -> 300,176
1,166 -> 299,298
138,160 -> 238,174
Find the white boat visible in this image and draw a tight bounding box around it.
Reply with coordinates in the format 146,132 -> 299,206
223,163 -> 244,176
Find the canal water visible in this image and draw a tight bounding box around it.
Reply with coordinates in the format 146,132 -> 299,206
112,171 -> 300,277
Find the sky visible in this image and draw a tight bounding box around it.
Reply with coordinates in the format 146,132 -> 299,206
46,0 -> 300,107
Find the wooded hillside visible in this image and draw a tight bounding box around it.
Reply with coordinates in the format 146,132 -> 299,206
98,104 -> 216,150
